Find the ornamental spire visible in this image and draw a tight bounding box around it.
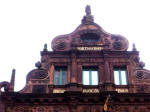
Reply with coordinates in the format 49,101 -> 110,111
82,5 -> 94,24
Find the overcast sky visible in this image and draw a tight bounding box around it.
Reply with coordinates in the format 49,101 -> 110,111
0,0 -> 150,91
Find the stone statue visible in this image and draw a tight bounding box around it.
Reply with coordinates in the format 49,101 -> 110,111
85,5 -> 91,15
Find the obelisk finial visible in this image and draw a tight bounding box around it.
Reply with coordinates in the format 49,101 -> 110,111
10,69 -> 16,91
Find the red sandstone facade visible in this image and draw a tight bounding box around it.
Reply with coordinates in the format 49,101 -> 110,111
0,5 -> 150,112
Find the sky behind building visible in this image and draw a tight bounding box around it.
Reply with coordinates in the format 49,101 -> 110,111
0,0 -> 150,91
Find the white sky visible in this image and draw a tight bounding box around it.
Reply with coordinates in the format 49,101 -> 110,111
0,0 -> 150,91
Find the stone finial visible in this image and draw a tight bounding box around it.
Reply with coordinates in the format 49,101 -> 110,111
132,43 -> 137,51
139,61 -> 145,68
82,5 -> 94,24
10,69 -> 15,91
43,43 -> 48,51
35,61 -> 42,69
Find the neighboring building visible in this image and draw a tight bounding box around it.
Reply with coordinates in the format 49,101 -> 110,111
1,5 -> 150,112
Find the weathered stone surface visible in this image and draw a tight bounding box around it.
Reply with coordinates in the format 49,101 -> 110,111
1,5 -> 150,112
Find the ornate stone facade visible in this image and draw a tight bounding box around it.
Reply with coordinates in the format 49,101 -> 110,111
1,5 -> 150,112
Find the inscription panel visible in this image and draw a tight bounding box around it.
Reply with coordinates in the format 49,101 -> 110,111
116,88 -> 128,93
53,89 -> 66,93
77,47 -> 103,51
82,89 -> 99,93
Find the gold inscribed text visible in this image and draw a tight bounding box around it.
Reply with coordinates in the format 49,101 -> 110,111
82,89 -> 99,93
53,89 -> 66,93
116,88 -> 128,93
77,47 -> 103,51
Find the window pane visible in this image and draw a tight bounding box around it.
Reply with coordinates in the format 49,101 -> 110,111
114,71 -> 120,85
55,70 -> 60,85
83,71 -> 90,85
121,71 -> 127,85
62,70 -> 67,85
91,71 -> 98,85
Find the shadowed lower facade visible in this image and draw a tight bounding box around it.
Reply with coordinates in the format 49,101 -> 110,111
0,5 -> 150,112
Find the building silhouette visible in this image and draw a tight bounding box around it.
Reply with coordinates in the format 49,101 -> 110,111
0,5 -> 150,112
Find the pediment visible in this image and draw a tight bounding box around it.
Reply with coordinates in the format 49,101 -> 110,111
51,23 -> 129,51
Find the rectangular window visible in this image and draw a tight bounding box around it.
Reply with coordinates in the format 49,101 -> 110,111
54,66 -> 68,85
114,67 -> 128,85
82,66 -> 98,85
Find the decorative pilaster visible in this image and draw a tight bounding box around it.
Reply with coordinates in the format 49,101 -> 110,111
48,64 -> 54,93
103,53 -> 114,91
68,65 -> 71,84
104,54 -> 110,83
71,52 -> 77,83
78,64 -> 82,84
49,64 -> 54,85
